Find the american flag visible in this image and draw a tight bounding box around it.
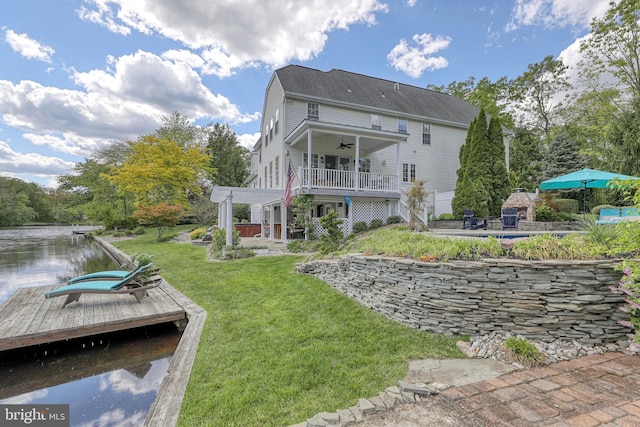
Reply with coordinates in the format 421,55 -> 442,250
284,161 -> 294,207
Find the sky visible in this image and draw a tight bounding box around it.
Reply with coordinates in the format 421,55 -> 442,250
0,0 -> 616,188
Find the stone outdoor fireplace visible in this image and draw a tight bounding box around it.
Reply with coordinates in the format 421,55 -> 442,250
502,189 -> 536,221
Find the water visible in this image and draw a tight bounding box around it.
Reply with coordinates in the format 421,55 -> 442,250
0,226 -> 115,304
0,226 -> 181,426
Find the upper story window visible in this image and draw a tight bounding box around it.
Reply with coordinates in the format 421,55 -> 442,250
269,161 -> 273,188
307,103 -> 319,120
275,156 -> 280,186
269,118 -> 274,140
264,166 -> 267,188
422,123 -> 431,145
398,118 -> 408,134
371,114 -> 381,130
274,108 -> 279,134
264,124 -> 269,146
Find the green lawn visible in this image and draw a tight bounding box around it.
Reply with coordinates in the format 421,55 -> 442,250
113,230 -> 465,426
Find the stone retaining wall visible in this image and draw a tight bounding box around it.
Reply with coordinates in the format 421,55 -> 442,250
296,256 -> 629,345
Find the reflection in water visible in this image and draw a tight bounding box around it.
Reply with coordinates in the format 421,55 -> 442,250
0,324 -> 181,427
0,227 -> 182,425
0,226 -> 116,303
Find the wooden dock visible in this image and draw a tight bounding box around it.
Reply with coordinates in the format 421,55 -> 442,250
0,280 -> 186,352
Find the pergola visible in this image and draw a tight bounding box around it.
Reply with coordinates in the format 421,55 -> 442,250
210,186 -> 286,246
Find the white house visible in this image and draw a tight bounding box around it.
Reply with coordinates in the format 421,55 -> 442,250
212,65 -> 507,243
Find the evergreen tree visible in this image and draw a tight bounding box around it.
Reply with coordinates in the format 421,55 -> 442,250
509,128 -> 544,191
542,133 -> 584,181
452,109 -> 510,218
488,116 -> 512,215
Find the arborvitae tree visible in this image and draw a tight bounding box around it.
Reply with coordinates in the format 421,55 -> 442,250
488,116 -> 511,215
451,176 -> 490,218
452,109 -> 507,218
466,110 -> 492,182
456,118 -> 475,182
509,128 -> 544,191
542,133 -> 584,181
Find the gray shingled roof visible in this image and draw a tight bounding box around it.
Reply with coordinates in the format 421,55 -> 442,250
275,65 -> 480,126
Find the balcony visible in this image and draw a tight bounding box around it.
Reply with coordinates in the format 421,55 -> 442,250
297,167 -> 399,192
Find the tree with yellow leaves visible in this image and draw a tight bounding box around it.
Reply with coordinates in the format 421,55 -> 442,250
108,135 -> 211,207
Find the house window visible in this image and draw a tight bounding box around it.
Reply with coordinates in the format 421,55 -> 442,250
269,118 -> 274,140
259,148 -> 262,163
275,156 -> 280,186
265,124 -> 269,145
274,108 -> 279,134
402,163 -> 416,182
264,166 -> 267,188
398,118 -> 408,134
269,161 -> 273,188
359,158 -> 371,173
371,114 -> 381,130
303,152 -> 319,168
307,103 -> 319,120
422,123 -> 431,145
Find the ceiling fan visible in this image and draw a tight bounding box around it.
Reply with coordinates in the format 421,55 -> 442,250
337,138 -> 354,149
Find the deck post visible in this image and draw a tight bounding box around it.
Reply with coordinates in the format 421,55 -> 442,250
225,192 -> 233,246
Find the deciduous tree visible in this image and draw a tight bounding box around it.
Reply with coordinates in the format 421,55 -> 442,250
108,135 -> 211,207
133,203 -> 186,240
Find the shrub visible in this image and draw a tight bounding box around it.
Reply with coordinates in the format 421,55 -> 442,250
211,228 -> 240,251
287,239 -> 320,253
555,198 -> 579,214
503,336 -> 547,367
133,227 -> 146,235
353,221 -> 369,234
438,213 -> 455,220
535,202 -> 562,221
190,228 -> 207,240
318,210 -> 344,255
369,219 -> 384,229
386,215 -> 403,225
213,247 -> 255,260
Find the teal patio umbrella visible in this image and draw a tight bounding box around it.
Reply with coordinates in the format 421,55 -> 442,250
539,168 -> 639,212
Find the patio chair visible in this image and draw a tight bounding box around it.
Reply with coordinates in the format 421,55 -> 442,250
501,208 -> 519,230
66,263 -> 157,284
46,263 -> 160,308
462,210 -> 487,230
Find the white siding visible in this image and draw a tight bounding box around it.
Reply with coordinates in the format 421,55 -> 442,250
260,79 -> 286,189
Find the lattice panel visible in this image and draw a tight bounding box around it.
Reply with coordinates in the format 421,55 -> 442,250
311,218 -> 350,237
351,200 -> 396,225
311,200 -> 398,237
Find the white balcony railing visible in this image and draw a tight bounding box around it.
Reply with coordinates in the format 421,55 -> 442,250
297,167 -> 398,192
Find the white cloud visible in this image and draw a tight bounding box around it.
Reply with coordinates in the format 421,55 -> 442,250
3,28 -> 55,63
0,140 -> 75,176
0,50 -> 259,162
387,33 -> 451,78
237,132 -> 261,150
506,0 -> 616,32
77,0 -> 390,77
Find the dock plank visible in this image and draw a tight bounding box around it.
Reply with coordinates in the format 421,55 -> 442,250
0,281 -> 186,352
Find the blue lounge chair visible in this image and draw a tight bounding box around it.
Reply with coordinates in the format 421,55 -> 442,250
46,264 -> 160,308
66,263 -> 156,284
